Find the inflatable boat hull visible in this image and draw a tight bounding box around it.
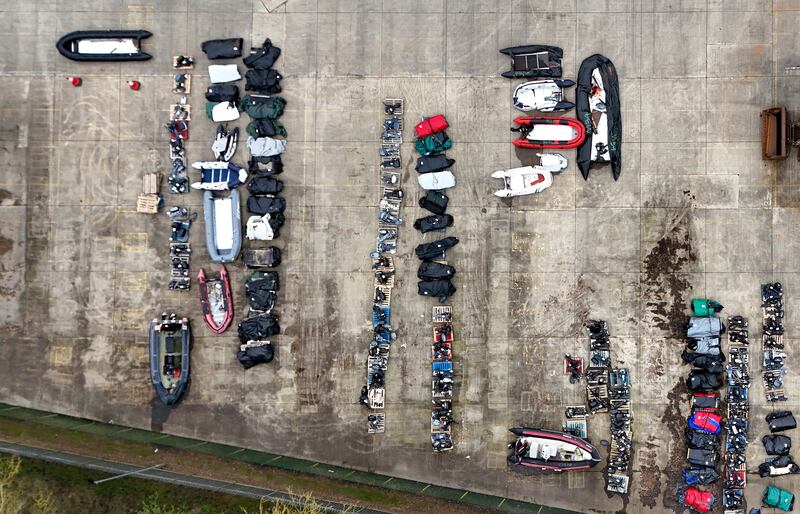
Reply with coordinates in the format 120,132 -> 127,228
508,427 -> 601,472
197,266 -> 233,334
149,315 -> 191,406
576,54 -> 621,180
512,116 -> 586,149
204,189 -> 242,263
56,30 -> 152,61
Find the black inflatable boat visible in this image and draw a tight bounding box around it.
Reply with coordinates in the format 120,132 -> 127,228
56,30 -> 152,61
576,54 -> 621,180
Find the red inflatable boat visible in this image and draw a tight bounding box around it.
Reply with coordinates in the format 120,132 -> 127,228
512,116 -> 586,150
198,265 -> 233,334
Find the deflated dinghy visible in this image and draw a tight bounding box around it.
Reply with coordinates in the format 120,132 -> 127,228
191,161 -> 248,190
204,189 -> 242,263
212,125 -> 239,162
197,265 -> 233,334
56,30 -> 152,61
576,54 -> 621,180
149,313 -> 191,406
513,80 -> 575,112
512,116 -> 586,149
500,45 -> 563,78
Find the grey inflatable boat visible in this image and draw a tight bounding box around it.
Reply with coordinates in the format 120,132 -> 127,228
204,189 -> 242,263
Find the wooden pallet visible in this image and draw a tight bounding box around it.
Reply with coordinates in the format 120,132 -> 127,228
170,104 -> 191,121
368,413 -> 385,434
432,306 -> 452,323
368,388 -> 385,409
431,419 -> 450,434
142,173 -> 160,194
136,194 -> 159,214
383,98 -> 404,116
172,55 -> 194,70
374,285 -> 392,307
172,74 -> 191,94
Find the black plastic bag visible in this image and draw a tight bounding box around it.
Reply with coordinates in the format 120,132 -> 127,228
686,370 -> 722,392
245,69 -> 283,93
418,190 -> 449,214
202,38 -> 243,59
246,118 -> 286,138
683,465 -> 719,486
684,428 -> 720,450
247,195 -> 286,215
205,84 -> 240,102
416,155 -> 455,174
759,455 -> 800,477
686,448 -> 717,467
413,214 -> 454,233
417,262 -> 456,280
249,155 -> 283,175
415,236 -> 459,261
243,247 -> 281,268
248,176 -> 284,195
247,288 -> 277,312
681,350 -> 725,373
418,279 -> 456,303
763,434 -> 792,455
237,314 -> 280,343
243,39 -> 281,69
247,272 -> 280,291
236,344 -> 274,369
269,212 -> 285,230
767,411 -> 797,433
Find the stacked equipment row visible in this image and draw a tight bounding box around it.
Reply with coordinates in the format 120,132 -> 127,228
236,38 -> 286,369
165,56 -> 195,290
762,282 -> 787,401
679,300 -> 725,513
431,306 -> 454,452
722,315 -> 749,512
360,98 -> 405,434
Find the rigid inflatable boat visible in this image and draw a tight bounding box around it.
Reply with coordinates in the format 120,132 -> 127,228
507,427 -> 601,472
492,153 -> 567,198
198,266 -> 233,334
56,30 -> 152,61
576,54 -> 621,180
513,80 -> 575,112
149,313 -> 191,406
512,116 -> 586,149
204,189 -> 242,263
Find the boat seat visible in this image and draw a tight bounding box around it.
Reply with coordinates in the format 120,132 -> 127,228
165,335 -> 176,354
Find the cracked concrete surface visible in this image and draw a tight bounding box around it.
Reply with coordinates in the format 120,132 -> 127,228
1,1 -> 800,512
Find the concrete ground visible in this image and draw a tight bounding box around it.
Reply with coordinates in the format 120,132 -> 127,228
1,1 -> 799,512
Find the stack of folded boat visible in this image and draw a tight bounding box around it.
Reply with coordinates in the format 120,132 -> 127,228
762,282 -> 787,401
679,300 -> 725,512
238,38 -> 286,368
722,315 -> 749,511
431,306 -> 454,452
759,410 -> 800,481
413,114 -> 457,303
360,98 -> 405,434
